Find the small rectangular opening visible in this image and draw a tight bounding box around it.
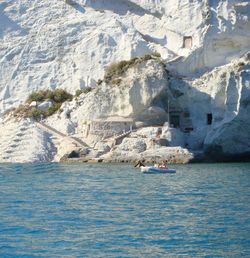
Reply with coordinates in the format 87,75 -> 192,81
184,127 -> 193,132
207,113 -> 212,125
183,36 -> 193,49
170,115 -> 180,128
66,0 -> 77,5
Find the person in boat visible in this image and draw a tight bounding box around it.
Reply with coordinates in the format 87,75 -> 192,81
134,159 -> 145,168
158,160 -> 168,169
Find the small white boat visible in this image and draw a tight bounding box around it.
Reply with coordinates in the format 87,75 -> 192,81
140,166 -> 176,174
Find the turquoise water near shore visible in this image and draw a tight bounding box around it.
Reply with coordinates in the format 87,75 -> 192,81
0,162 -> 249,257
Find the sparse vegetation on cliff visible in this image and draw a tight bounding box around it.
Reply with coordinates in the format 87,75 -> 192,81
104,53 -> 163,84
75,87 -> 93,97
13,89 -> 73,120
27,89 -> 72,104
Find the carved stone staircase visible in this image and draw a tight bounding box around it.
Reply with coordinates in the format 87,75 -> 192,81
36,122 -> 89,148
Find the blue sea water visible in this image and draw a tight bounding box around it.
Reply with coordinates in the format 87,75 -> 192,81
0,162 -> 249,258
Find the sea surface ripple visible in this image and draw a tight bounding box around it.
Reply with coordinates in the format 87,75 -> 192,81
0,162 -> 249,257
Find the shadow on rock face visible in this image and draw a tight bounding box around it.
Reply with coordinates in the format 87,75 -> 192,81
66,0 -> 85,13
204,144 -> 250,162
84,0 -> 162,18
135,106 -> 168,126
0,3 -> 24,37
68,150 -> 80,158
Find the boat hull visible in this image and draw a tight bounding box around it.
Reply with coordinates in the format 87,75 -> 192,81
140,166 -> 176,174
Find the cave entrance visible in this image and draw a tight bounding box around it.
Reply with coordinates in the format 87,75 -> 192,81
207,113 -> 213,125
170,115 -> 180,128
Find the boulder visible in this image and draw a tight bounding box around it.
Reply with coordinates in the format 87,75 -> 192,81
37,100 -> 53,110
29,101 -> 37,107
131,126 -> 160,138
140,146 -> 193,164
94,142 -> 111,153
161,127 -> 185,147
116,138 -> 147,153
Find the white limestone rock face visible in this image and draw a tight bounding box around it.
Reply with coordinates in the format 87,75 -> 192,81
169,57 -> 250,157
161,127 -> 185,147
0,0 -> 151,114
136,106 -> 168,125
204,115 -> 250,156
167,1 -> 250,77
186,126 -> 209,150
2,0 -> 249,115
0,0 -> 250,162
71,59 -> 169,123
46,104 -> 76,136
130,126 -> 160,139
94,142 -> 111,153
203,62 -> 250,157
141,147 -> 193,164
47,117 -> 76,136
0,118 -> 56,163
115,138 -> 147,153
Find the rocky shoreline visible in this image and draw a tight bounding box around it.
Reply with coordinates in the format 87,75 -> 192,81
1,116 -> 249,164
61,146 -> 250,164
61,148 -> 194,164
1,1 -> 250,164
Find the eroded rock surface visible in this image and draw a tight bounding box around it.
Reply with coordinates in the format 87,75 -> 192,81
0,1 -> 249,163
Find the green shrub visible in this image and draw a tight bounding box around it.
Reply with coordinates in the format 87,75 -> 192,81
27,89 -> 72,104
152,51 -> 161,58
111,78 -> 122,85
52,89 -> 73,103
27,90 -> 48,103
47,103 -> 62,116
142,54 -> 152,61
104,58 -> 139,83
75,87 -> 93,97
45,90 -> 54,100
13,104 -> 28,117
25,108 -> 46,120
97,79 -> 103,85
14,88 -> 73,120
103,54 -> 163,84
82,87 -> 92,94
75,89 -> 83,97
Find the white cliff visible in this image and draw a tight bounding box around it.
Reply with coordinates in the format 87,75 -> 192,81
0,0 -> 249,163
169,54 -> 250,158
0,118 -> 56,162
